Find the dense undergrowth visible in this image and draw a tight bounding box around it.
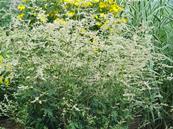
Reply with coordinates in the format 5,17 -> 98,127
0,0 -> 173,129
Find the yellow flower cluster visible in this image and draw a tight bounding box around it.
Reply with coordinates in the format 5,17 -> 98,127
99,1 -> 123,15
17,0 -> 126,27
63,0 -> 123,14
17,4 -> 26,11
64,0 -> 93,7
17,13 -> 25,20
17,4 -> 26,20
66,11 -> 75,17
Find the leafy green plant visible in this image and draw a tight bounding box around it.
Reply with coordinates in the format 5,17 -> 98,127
0,16 -> 170,128
0,0 -> 12,27
0,95 -> 17,118
0,54 -> 15,100
0,1 -> 173,128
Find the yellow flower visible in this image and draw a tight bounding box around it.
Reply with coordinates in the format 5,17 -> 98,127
67,11 -> 75,17
99,2 -> 108,8
74,2 -> 80,6
109,4 -> 123,14
17,4 -> 26,11
17,13 -> 25,20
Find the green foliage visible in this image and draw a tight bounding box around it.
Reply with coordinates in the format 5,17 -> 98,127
0,61 -> 16,108
0,1 -> 173,129
0,0 -> 12,27
0,56 -> 15,99
0,95 -> 17,118
124,0 -> 173,47
0,17 -> 169,128
120,0 -> 173,128
0,28 -> 18,123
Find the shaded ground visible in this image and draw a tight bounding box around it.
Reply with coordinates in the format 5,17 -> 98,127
0,117 -> 166,129
0,118 -> 23,129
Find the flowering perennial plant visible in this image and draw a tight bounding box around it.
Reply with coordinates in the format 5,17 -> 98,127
17,0 -> 126,28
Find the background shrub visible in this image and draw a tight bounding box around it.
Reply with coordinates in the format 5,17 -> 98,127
16,0 -> 127,29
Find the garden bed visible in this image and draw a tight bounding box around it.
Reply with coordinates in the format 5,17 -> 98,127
0,0 -> 173,129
